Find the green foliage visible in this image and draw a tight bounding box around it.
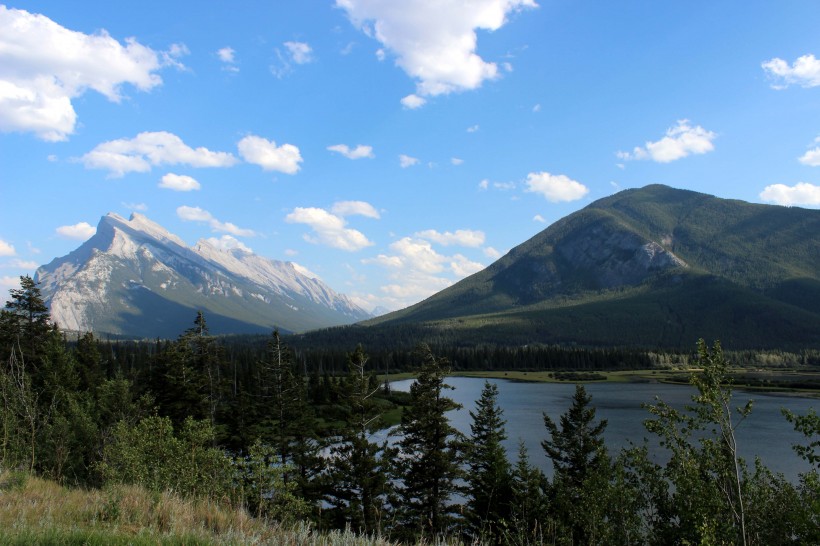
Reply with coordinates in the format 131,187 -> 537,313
98,415 -> 231,500
235,439 -> 310,523
463,380 -> 512,543
393,343 -> 463,541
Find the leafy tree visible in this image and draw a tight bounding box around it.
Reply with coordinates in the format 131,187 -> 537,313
640,340 -> 753,545
326,345 -> 391,534
393,343 -> 463,541
542,384 -> 610,544
464,380 -> 512,543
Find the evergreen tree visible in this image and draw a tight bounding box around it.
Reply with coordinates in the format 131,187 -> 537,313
542,384 -> 609,544
0,275 -> 52,369
326,345 -> 390,534
464,380 -> 512,543
393,343 -> 463,541
509,441 -> 547,545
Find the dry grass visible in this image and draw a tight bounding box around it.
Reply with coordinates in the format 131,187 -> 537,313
0,470 -> 401,545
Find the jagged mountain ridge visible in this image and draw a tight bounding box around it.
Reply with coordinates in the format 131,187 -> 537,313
359,185 -> 820,349
35,213 -> 370,338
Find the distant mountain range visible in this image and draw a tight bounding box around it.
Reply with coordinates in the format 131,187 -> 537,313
348,185 -> 820,350
35,213 -> 370,338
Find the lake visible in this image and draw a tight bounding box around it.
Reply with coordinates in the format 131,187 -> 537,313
390,377 -> 817,481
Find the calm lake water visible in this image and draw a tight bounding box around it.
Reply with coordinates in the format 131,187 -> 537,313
390,377 -> 818,481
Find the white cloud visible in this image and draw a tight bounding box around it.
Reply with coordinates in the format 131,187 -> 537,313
525,172 -> 589,202
401,94 -> 426,109
532,103 -> 541,112
56,222 -> 96,240
217,46 -> 239,72
762,54 -> 820,89
478,179 -> 489,190
799,140 -> 820,166
331,200 -> 381,219
0,276 -> 21,292
81,131 -> 237,177
327,143 -> 374,159
0,239 -> 16,256
399,154 -> 419,168
483,246 -> 502,259
494,181 -> 516,191
337,0 -> 537,106
467,124 -> 480,133
451,157 -> 464,165
204,235 -> 253,253
285,207 -> 373,251
533,214 -> 547,223
759,183 -> 820,207
617,120 -> 716,163
415,229 -> 485,247
364,234 -> 487,308
450,254 -> 485,277
217,47 -> 235,63
159,173 -> 200,191
238,135 -> 302,174
177,206 -> 256,236
284,41 -> 314,64
0,6 -> 166,141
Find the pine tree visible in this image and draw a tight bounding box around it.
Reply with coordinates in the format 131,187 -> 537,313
326,345 -> 390,534
393,343 -> 463,541
542,384 -> 609,544
464,380 -> 512,543
0,275 -> 52,368
509,441 -> 547,545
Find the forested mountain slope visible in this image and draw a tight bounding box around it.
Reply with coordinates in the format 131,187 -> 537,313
361,185 -> 820,349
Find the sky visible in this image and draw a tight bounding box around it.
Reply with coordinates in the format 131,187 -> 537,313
1,1 -> 820,313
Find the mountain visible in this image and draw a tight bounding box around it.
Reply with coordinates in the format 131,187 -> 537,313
360,185 -> 820,350
35,213 -> 370,338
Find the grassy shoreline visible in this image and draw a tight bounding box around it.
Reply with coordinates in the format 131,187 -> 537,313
381,369 -> 820,396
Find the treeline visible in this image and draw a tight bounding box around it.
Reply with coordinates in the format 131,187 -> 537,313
1,276 -> 819,544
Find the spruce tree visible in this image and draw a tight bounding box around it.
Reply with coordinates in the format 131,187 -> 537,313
394,343 -> 463,541
542,384 -> 609,544
326,345 -> 390,534
464,380 -> 512,543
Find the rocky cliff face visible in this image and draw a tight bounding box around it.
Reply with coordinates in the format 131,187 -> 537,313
35,213 -> 370,337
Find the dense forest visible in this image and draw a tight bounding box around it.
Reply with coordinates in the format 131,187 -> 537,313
1,275 -> 818,544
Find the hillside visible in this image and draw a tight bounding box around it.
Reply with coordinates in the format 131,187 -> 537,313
354,185 -> 820,350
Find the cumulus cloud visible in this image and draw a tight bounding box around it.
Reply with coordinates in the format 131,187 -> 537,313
337,0 -> 537,106
415,229 -> 485,247
177,206 -> 256,236
483,246 -> 502,259
762,54 -> 820,89
533,214 -> 547,223
331,200 -> 381,219
238,135 -> 302,174
478,179 -> 489,190
217,46 -> 239,72
401,94 -> 426,109
81,131 -> 237,177
399,154 -> 419,168
617,120 -> 716,163
759,183 -> 820,207
467,124 -> 480,133
799,138 -> 820,166
159,173 -> 200,191
525,172 -> 589,202
0,6 -> 167,141
0,276 -> 21,292
0,239 -> 16,256
327,143 -> 374,159
364,234 -> 486,308
285,41 -> 313,64
204,235 -> 253,253
451,157 -> 464,165
56,222 -> 96,240
285,207 -> 373,251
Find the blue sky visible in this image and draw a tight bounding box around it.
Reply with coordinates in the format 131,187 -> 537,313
1,1 -> 819,312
